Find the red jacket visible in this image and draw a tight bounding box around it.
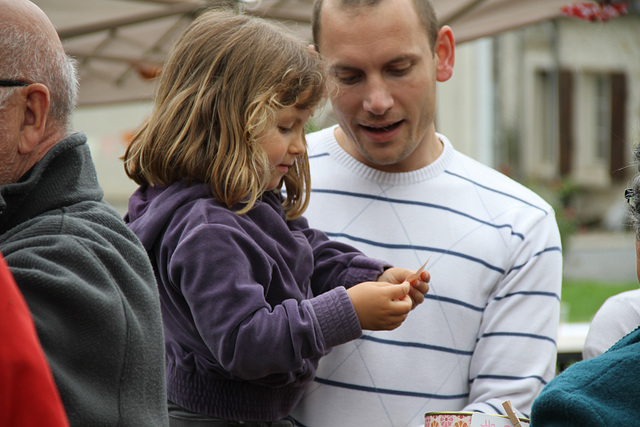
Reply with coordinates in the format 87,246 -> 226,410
0,253 -> 69,426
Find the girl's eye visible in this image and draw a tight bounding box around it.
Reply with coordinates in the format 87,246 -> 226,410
278,126 -> 292,134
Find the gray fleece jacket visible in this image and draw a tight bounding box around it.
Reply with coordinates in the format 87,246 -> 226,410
0,133 -> 168,427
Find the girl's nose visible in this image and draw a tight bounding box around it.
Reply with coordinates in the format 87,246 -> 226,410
290,133 -> 306,155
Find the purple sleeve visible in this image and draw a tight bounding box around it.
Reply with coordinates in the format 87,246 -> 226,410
168,222 -> 365,383
291,215 -> 392,295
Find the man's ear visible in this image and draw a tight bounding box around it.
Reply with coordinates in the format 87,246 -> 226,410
434,25 -> 455,83
18,83 -> 50,155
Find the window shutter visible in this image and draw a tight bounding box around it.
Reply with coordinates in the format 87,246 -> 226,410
609,72 -> 627,181
558,70 -> 574,176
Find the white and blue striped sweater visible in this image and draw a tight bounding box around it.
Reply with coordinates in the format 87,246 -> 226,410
291,126 -> 562,427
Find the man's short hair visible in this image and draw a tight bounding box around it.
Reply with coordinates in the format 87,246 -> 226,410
311,0 -> 439,51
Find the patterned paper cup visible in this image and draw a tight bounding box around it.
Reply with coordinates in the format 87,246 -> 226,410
425,411 -> 530,427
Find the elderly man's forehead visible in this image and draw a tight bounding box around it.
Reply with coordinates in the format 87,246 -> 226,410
0,0 -> 62,45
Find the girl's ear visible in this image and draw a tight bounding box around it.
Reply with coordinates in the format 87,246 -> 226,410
434,26 -> 455,83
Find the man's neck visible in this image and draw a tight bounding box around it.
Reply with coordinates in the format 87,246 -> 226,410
333,125 -> 443,173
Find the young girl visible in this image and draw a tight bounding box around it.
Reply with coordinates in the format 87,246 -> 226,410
123,8 -> 429,425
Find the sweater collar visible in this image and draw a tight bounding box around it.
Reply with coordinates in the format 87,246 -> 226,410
323,124 -> 455,186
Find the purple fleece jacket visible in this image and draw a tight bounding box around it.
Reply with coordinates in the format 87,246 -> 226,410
125,180 -> 389,421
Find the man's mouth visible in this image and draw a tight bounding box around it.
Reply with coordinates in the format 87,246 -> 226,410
361,121 -> 402,133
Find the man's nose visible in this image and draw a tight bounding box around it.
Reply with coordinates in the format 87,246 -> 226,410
363,77 -> 393,115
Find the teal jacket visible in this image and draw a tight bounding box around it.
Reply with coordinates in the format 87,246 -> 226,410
531,324 -> 640,426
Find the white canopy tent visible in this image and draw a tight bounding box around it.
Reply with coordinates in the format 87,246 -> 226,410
32,0 -> 597,106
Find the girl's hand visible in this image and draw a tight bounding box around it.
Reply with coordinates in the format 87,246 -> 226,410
377,267 -> 430,310
347,281 -> 412,330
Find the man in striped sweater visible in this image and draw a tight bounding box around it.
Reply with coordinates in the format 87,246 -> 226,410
291,0 -> 563,425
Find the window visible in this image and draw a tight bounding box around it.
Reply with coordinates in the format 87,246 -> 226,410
534,69 -> 626,183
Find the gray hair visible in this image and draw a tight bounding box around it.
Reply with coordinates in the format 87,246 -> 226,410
0,22 -> 79,132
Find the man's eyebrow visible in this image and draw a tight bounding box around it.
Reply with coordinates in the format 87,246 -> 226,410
330,54 -> 419,73
330,64 -> 359,74
387,54 -> 419,64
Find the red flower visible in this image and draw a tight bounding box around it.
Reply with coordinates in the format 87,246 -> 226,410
560,1 -> 628,21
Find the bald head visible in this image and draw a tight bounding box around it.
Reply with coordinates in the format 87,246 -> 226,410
0,0 -> 62,48
0,0 -> 79,185
0,0 -> 78,133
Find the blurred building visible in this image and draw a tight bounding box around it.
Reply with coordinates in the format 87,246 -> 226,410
438,8 -> 640,231
62,1 -> 640,232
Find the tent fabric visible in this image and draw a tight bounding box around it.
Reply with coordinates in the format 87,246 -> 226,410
32,0 -> 582,106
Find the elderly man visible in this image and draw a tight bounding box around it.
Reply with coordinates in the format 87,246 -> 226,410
0,1 -> 168,425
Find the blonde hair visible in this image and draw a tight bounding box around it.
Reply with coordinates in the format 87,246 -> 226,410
123,8 -> 325,219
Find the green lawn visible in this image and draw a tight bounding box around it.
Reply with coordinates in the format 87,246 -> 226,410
561,280 -> 638,323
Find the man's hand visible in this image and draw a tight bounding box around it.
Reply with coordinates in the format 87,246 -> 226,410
378,266 -> 430,310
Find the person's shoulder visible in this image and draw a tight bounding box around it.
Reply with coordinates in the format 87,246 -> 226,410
71,199 -> 135,233
447,144 -> 518,185
583,289 -> 640,359
172,190 -> 282,237
446,147 -> 552,211
21,201 -> 141,251
595,288 -> 640,319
